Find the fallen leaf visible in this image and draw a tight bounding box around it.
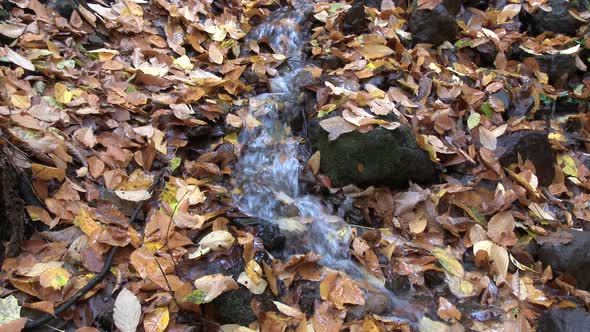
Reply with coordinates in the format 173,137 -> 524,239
194,274 -> 238,302
432,247 -> 464,278
273,301 -> 304,319
39,267 -> 70,290
143,307 -> 170,332
0,295 -> 21,325
3,46 -> 34,71
115,190 -> 152,202
355,44 -> 394,60
319,116 -> 357,141
417,0 -> 443,10
113,288 -> 142,332
487,211 -> 517,246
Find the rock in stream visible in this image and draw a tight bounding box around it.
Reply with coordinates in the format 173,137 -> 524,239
537,308 -> 590,332
309,120 -> 436,188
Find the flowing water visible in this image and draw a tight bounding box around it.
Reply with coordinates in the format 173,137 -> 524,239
233,2 -> 419,322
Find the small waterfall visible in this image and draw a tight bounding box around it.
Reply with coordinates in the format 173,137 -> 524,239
233,2 -> 419,322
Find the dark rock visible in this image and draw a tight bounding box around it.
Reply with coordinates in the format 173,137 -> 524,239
309,121 -> 436,188
442,0 -> 462,16
211,287 -> 257,326
490,89 -> 511,110
463,0 -> 488,10
507,86 -> 535,118
46,0 -> 77,18
537,308 -> 590,332
529,0 -> 578,36
294,280 -> 320,316
320,55 -> 344,70
535,54 -> 577,84
409,3 -> 458,46
86,34 -> 105,49
0,0 -> 13,21
496,130 -> 555,186
342,1 -> 368,34
537,230 -> 590,291
237,218 -> 286,252
346,292 -> 391,321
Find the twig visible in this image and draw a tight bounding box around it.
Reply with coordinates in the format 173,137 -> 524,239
24,169 -> 166,330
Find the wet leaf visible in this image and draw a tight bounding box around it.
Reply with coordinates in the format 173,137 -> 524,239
39,267 -> 70,290
113,288 -> 141,332
432,247 -> 464,278
437,297 -> 461,322
143,307 -> 170,332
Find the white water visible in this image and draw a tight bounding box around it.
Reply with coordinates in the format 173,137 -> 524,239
233,3 -> 419,321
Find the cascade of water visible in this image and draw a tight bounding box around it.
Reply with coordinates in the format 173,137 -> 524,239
233,3 -> 419,322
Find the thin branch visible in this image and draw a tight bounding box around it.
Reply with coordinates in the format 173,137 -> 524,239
24,169 -> 166,330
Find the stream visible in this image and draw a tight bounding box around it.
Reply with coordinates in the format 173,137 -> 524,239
233,1 -> 420,323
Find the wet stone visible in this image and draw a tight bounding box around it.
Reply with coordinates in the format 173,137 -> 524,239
46,0 -> 77,18
211,287 -> 257,326
342,0 -> 369,35
409,2 -> 458,46
528,0 -> 578,36
535,54 -> 577,85
496,130 -> 555,186
237,218 -> 286,252
537,230 -> 590,291
536,308 -> 590,332
309,120 -> 436,188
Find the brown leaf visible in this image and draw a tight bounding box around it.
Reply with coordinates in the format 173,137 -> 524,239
319,116 -> 357,141
355,44 -> 394,60
417,0 -> 443,10
208,43 -> 223,64
487,211 -> 517,246
437,297 -> 461,321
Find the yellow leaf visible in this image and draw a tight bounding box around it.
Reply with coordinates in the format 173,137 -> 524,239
87,48 -> 119,61
432,247 -> 464,278
11,95 -> 31,109
54,82 -> 73,104
557,154 -> 578,178
355,44 -> 394,60
31,163 -> 66,181
143,307 -> 169,332
74,208 -> 102,238
40,267 -> 70,290
173,55 -> 194,70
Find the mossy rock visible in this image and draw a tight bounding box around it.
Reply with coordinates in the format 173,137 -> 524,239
309,120 -> 435,188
